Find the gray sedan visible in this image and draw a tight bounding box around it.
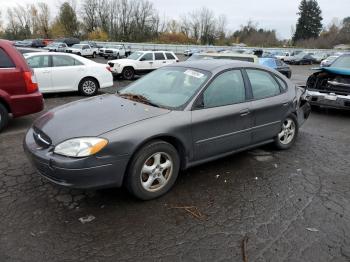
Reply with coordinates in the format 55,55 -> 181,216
24,60 -> 311,200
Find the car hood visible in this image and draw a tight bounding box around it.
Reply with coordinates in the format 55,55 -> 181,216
311,67 -> 350,76
33,94 -> 170,145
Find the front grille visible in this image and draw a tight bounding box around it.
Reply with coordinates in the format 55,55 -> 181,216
33,127 -> 52,148
105,50 -> 114,54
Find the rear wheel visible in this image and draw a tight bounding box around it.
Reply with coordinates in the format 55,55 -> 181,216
274,115 -> 298,150
122,67 -> 135,80
92,52 -> 96,58
126,140 -> 180,200
78,78 -> 99,96
0,103 -> 9,132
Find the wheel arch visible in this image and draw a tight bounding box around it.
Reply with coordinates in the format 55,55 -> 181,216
78,76 -> 100,90
123,135 -> 188,184
0,97 -> 11,113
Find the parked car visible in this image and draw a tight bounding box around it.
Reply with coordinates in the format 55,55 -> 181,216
55,38 -> 80,47
188,52 -> 259,63
80,41 -> 103,49
312,53 -> 329,63
306,54 -> 350,110
42,39 -> 54,46
100,44 -> 131,59
43,42 -> 68,52
23,52 -> 113,96
320,55 -> 339,67
285,52 -> 316,65
108,51 -> 179,80
0,40 -> 44,131
274,51 -> 291,61
24,60 -> 310,200
66,44 -> 98,58
184,49 -> 201,56
259,58 -> 292,78
14,39 -> 45,48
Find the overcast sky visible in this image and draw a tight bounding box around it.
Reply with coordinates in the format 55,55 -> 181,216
1,0 -> 349,39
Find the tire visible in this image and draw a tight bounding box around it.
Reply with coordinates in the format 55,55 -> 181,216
77,52 -> 81,56
122,67 -> 135,80
92,52 -> 96,58
78,78 -> 99,96
0,103 -> 9,132
125,140 -> 180,200
274,114 -> 299,150
114,53 -> 120,59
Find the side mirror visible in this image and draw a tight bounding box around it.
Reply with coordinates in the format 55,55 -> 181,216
140,57 -> 146,61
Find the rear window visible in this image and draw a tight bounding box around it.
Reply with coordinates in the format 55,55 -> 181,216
155,53 -> 166,60
165,53 -> 176,60
0,48 -> 15,68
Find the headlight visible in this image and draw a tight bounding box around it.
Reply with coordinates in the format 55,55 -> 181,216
54,137 -> 108,158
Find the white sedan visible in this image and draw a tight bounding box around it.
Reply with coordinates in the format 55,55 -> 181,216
23,52 -> 113,96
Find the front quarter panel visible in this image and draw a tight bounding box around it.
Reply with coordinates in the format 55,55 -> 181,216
100,110 -> 192,168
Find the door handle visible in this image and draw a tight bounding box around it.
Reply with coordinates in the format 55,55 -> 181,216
240,109 -> 250,116
162,61 -> 166,63
282,102 -> 290,106
149,61 -> 153,64
42,70 -> 50,73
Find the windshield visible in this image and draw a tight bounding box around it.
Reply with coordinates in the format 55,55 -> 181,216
331,56 -> 350,68
127,52 -> 144,60
118,67 -> 210,109
71,44 -> 83,49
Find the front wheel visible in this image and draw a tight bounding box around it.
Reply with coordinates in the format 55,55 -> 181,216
122,67 -> 135,80
0,103 -> 9,132
78,78 -> 98,96
274,115 -> 299,150
126,140 -> 180,200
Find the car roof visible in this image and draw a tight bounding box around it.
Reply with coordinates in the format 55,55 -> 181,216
196,52 -> 257,59
170,59 -> 265,73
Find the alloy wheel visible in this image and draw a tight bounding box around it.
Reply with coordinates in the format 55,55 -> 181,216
140,152 -> 173,192
278,118 -> 296,145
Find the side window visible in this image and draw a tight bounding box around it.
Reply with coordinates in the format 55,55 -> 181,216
0,48 -> 15,68
203,70 -> 246,108
140,53 -> 153,61
155,53 -> 166,60
246,69 -> 281,99
275,76 -> 288,91
165,53 -> 176,60
26,56 -> 50,69
52,55 -> 80,67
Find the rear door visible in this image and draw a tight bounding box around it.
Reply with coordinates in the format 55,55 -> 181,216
50,55 -> 86,92
245,69 -> 290,143
153,52 -> 167,69
0,47 -> 22,96
26,55 -> 52,93
191,69 -> 253,161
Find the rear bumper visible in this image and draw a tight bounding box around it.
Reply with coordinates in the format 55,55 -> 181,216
10,91 -> 44,118
307,90 -> 350,110
23,128 -> 129,189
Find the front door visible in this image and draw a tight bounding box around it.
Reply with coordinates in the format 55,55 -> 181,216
191,69 -> 253,161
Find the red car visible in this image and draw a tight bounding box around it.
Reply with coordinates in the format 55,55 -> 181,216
0,40 -> 44,131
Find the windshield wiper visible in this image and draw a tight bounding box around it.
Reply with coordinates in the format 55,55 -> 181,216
118,92 -> 160,108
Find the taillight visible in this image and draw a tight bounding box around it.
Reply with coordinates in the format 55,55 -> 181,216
23,71 -> 38,93
106,66 -> 112,72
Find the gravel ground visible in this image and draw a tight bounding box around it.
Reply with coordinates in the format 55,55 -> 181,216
1,55 -> 350,262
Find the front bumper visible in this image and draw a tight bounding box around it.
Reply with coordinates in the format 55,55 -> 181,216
23,128 -> 129,189
307,90 -> 350,110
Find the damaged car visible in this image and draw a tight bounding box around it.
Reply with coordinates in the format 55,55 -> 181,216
306,54 -> 350,109
24,60 -> 310,200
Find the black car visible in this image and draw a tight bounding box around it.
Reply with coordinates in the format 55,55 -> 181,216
285,52 -> 316,65
55,37 -> 80,47
259,58 -> 292,78
24,60 -> 310,200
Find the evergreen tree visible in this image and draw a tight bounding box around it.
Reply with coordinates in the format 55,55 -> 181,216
293,0 -> 323,42
57,2 -> 79,37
